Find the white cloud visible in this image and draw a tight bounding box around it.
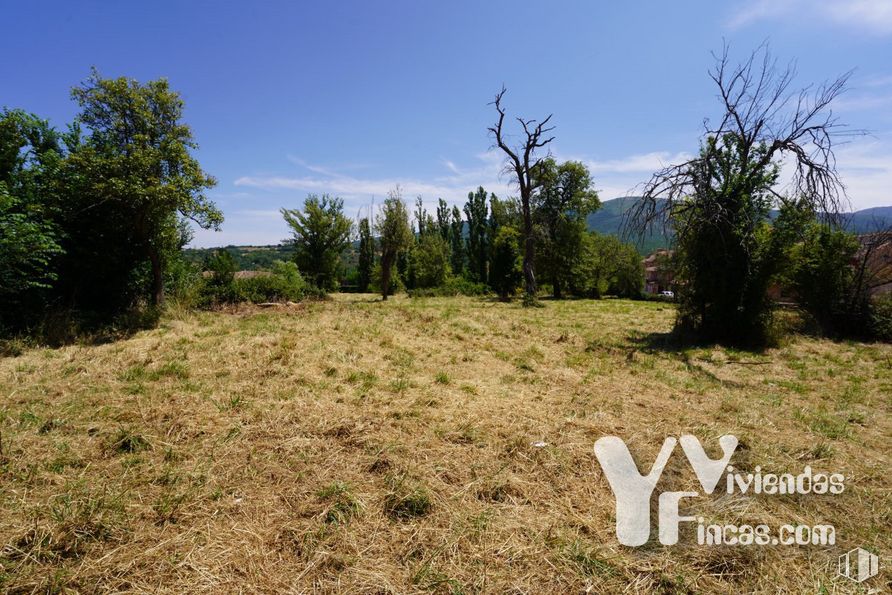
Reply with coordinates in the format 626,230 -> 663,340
190,209 -> 287,248
863,74 -> 892,88
235,151 -> 512,212
728,0 -> 892,34
835,139 -> 892,209
824,0 -> 892,34
835,72 -> 892,113
235,150 -> 697,212
834,92 -> 892,112
728,0 -> 799,28
583,151 -> 694,174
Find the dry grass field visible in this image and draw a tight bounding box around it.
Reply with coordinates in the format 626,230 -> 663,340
1,295 -> 889,593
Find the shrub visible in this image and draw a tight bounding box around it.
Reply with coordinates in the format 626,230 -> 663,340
198,260 -> 316,307
871,294 -> 892,342
164,255 -> 204,308
489,226 -> 523,299
371,261 -> 405,296
572,232 -> 644,299
792,225 -> 872,339
234,267 -> 307,303
408,233 -> 450,289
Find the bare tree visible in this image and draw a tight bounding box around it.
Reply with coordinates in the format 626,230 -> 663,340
628,43 -> 861,237
489,86 -> 555,305
624,43 -> 864,345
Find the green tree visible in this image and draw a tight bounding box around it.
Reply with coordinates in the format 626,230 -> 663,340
668,135 -> 790,344
66,69 -> 222,306
409,231 -> 450,288
632,47 -> 853,345
0,109 -> 63,329
489,226 -> 523,299
573,233 -> 615,298
357,217 -> 375,292
281,194 -> 352,291
413,196 -> 427,236
532,159 -> 600,299
610,241 -> 645,298
573,233 -> 644,299
436,198 -> 451,242
464,186 -> 489,283
792,223 -> 871,338
375,189 -> 413,300
489,194 -> 519,231
449,205 -> 464,275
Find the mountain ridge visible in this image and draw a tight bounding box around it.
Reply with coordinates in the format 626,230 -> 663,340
588,197 -> 892,252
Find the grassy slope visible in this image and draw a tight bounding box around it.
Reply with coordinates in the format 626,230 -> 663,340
0,296 -> 889,592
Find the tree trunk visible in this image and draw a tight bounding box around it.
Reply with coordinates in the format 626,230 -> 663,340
553,277 -> 562,299
381,253 -> 392,301
521,188 -> 537,305
149,248 -> 164,306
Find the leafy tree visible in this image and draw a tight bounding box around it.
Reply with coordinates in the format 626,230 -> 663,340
199,249 -> 238,304
792,223 -> 872,338
573,233 -> 644,299
532,159 -> 600,298
0,109 -> 63,329
206,249 -> 237,286
409,231 -> 450,288
413,196 -> 427,236
610,241 -> 645,298
436,198 -> 451,242
464,186 -> 489,283
489,194 -> 520,231
572,233 -> 615,298
449,205 -> 465,275
357,217 -> 375,292
375,189 -> 413,300
631,46 -> 855,346
65,69 -> 222,306
281,194 -> 352,291
489,226 -> 523,299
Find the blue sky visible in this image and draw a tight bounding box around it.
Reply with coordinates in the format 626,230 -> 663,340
3,1 -> 892,247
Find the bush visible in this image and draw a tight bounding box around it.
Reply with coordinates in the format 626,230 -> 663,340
572,233 -> 643,299
489,226 -> 523,299
198,260 -> 316,307
371,261 -> 405,296
164,255 -> 204,308
792,225 -> 872,339
871,294 -> 892,342
408,233 -> 450,289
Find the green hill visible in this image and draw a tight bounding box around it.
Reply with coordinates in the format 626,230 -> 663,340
586,197 -> 671,253
587,197 -> 892,254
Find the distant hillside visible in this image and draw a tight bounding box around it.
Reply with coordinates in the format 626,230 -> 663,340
845,206 -> 892,233
587,197 -> 892,253
183,244 -> 295,270
586,197 -> 671,254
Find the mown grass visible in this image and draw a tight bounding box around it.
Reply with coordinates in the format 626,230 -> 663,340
0,294 -> 889,592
